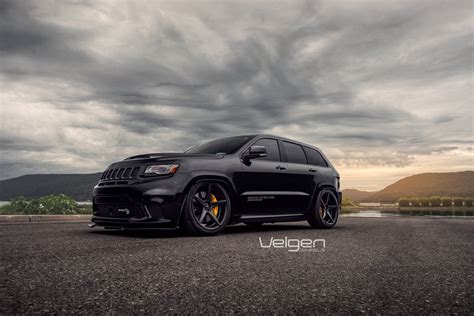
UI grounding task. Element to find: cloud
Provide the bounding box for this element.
[0,0,472,189]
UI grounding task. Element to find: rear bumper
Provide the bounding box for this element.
[92,177,186,228]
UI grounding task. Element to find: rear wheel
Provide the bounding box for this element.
[180,182,231,236]
[307,188,339,229]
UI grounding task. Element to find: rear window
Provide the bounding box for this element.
[304,147,328,167]
[283,141,307,164]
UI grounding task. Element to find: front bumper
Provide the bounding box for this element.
[91,177,186,228]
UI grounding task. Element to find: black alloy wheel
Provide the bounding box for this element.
[307,188,339,229]
[181,182,231,235]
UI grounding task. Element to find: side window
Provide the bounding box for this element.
[283,141,307,164]
[253,138,281,161]
[304,147,328,167]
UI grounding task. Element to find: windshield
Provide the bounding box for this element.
[186,135,256,154]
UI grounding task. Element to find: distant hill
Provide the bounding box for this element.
[342,189,375,202]
[0,170,472,203]
[366,171,474,202]
[0,173,102,201]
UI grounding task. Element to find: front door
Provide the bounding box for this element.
[233,138,288,215]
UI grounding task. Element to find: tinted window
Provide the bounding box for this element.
[186,135,255,154]
[283,141,307,164]
[304,147,328,167]
[252,138,281,161]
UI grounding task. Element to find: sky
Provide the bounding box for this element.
[0,0,473,190]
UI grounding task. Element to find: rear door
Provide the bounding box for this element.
[234,138,289,215]
[303,145,333,193]
[279,141,316,213]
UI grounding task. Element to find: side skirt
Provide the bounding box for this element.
[237,213,306,223]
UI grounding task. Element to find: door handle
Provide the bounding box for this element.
[276,165,286,170]
[308,168,317,172]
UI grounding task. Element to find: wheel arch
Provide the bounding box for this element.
[176,174,239,225]
[306,182,338,215]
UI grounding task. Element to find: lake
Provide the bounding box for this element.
[344,209,474,217]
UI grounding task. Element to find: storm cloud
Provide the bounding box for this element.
[0,0,472,189]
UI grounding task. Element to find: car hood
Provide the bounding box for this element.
[102,152,224,171]
[124,152,224,161]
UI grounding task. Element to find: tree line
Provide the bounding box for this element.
[0,195,91,215]
[398,197,474,207]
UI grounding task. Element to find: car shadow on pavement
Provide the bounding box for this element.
[88,222,320,239]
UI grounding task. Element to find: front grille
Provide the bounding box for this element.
[101,166,141,180]
[131,167,140,178]
[123,168,131,178]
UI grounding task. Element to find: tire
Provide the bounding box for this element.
[307,188,339,229]
[180,181,231,236]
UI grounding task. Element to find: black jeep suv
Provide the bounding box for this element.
[92,135,341,235]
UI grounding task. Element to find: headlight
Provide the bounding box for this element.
[144,164,179,175]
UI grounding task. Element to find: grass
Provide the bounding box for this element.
[0,195,92,215]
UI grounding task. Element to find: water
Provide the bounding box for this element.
[343,210,389,217]
[1,200,471,217]
[344,210,474,218]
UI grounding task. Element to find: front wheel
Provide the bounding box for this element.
[180,182,231,236]
[307,189,339,229]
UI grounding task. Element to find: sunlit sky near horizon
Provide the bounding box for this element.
[1,0,473,190]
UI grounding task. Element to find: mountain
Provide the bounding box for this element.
[0,173,102,201]
[0,171,472,203]
[341,189,374,202]
[366,171,474,202]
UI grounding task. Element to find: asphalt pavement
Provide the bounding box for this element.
[0,217,473,314]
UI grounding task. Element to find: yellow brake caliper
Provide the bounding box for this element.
[210,194,219,216]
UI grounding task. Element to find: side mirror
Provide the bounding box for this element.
[243,145,267,161]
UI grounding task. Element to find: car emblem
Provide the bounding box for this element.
[117,208,130,215]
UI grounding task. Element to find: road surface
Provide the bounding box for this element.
[0,217,472,314]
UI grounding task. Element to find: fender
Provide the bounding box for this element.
[175,172,239,225]
[305,182,338,216]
